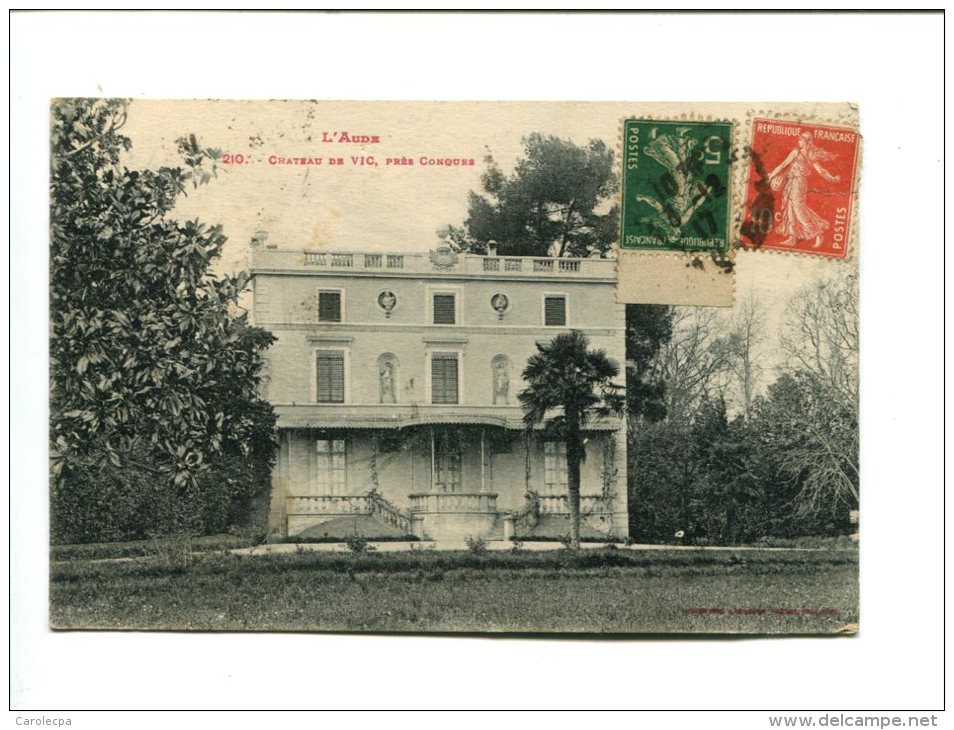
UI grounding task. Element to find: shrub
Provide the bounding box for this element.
[344,533,375,554]
[465,535,488,554]
[282,534,419,544]
[50,447,274,545]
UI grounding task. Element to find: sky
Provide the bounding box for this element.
[120,98,845,358]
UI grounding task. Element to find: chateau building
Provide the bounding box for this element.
[250,239,628,541]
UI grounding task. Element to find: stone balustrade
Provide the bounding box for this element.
[408,492,498,513]
[285,495,371,515]
[536,494,612,515]
[254,249,609,279]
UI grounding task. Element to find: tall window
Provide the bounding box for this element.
[434,433,462,492]
[543,441,568,494]
[433,293,456,325]
[316,350,345,403]
[315,439,347,495]
[544,296,567,327]
[431,353,459,404]
[318,290,342,322]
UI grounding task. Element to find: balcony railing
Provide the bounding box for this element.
[537,494,612,515]
[286,492,415,534]
[258,249,612,278]
[368,491,413,534]
[409,492,498,513]
[286,495,371,515]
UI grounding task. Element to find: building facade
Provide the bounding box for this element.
[250,241,627,541]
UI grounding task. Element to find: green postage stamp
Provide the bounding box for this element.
[620,118,733,253]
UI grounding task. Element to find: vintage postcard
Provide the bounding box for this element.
[49,99,859,634]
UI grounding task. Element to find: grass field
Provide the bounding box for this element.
[50,545,858,634]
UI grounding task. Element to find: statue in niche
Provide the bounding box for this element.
[380,359,396,403]
[493,359,509,404]
[258,357,271,399]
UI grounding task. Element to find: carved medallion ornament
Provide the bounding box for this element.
[429,245,459,270]
[377,290,397,318]
[491,292,509,319]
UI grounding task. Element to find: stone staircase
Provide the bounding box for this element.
[482,515,506,542]
[367,491,414,534]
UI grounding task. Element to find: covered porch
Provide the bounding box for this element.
[267,416,626,541]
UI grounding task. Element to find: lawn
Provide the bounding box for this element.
[50,545,858,634]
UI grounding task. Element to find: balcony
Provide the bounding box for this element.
[409,492,498,514]
[252,248,613,280]
[272,403,623,432]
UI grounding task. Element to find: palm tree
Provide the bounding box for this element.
[518,330,625,549]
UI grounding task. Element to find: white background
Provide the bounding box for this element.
[8,9,946,724]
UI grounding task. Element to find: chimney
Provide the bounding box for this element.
[251,230,269,248]
[486,240,497,256]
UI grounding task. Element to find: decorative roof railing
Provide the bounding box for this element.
[253,249,613,278]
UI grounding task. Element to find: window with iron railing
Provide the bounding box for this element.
[435,434,462,492]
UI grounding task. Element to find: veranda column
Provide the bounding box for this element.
[480,428,486,492]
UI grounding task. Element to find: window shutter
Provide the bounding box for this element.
[433,294,456,324]
[318,291,342,322]
[544,296,567,326]
[431,353,459,404]
[316,350,345,403]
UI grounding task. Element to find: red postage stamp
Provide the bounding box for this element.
[741,119,860,258]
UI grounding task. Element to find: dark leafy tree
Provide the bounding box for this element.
[519,331,625,548]
[625,304,673,424]
[50,98,277,542]
[448,133,619,258]
[631,400,764,545]
[689,401,762,544]
[628,419,700,542]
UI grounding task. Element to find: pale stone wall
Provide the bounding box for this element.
[257,272,625,409]
[255,250,628,540]
[273,428,626,538]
